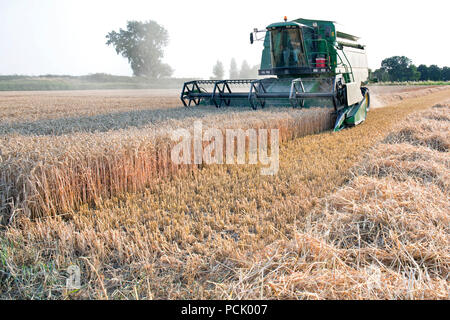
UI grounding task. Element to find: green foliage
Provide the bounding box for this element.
[372,68,390,82]
[373,56,448,82]
[427,65,442,81]
[408,65,421,81]
[371,81,450,86]
[380,56,418,82]
[106,20,173,79]
[417,64,429,81]
[443,67,450,81]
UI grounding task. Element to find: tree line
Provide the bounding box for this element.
[211,59,259,80]
[371,56,450,82]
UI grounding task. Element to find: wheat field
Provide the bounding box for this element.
[0,87,449,299]
[0,104,333,221]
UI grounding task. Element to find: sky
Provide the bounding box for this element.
[0,0,449,78]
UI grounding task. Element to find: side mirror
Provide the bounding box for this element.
[250,33,254,44]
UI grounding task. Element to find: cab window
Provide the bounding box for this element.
[270,28,306,68]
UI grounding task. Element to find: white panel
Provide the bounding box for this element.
[346,82,362,106]
[342,47,369,84]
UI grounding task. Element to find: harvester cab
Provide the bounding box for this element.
[181,17,370,131]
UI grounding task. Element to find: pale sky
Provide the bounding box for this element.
[0,0,449,78]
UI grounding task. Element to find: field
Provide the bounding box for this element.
[0,75,447,92]
[0,85,449,299]
[0,75,193,91]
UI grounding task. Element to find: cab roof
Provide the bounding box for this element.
[266,18,360,41]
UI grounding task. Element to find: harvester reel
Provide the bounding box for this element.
[248,80,267,110]
[181,81,207,107]
[212,81,232,108]
[289,79,306,108]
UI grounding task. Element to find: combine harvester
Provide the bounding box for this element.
[181,17,370,131]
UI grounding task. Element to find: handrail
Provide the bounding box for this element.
[335,49,352,80]
[303,38,332,69]
[339,48,355,82]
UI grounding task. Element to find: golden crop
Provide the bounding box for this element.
[0,88,449,299]
[0,100,333,220]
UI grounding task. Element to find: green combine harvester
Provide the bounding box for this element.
[181,17,370,131]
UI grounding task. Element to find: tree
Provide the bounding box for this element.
[380,56,424,82]
[428,65,442,81]
[229,58,239,78]
[442,67,450,81]
[417,64,429,81]
[211,61,224,80]
[381,56,413,81]
[239,60,252,78]
[406,65,421,81]
[250,64,260,78]
[372,68,390,82]
[106,20,173,79]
